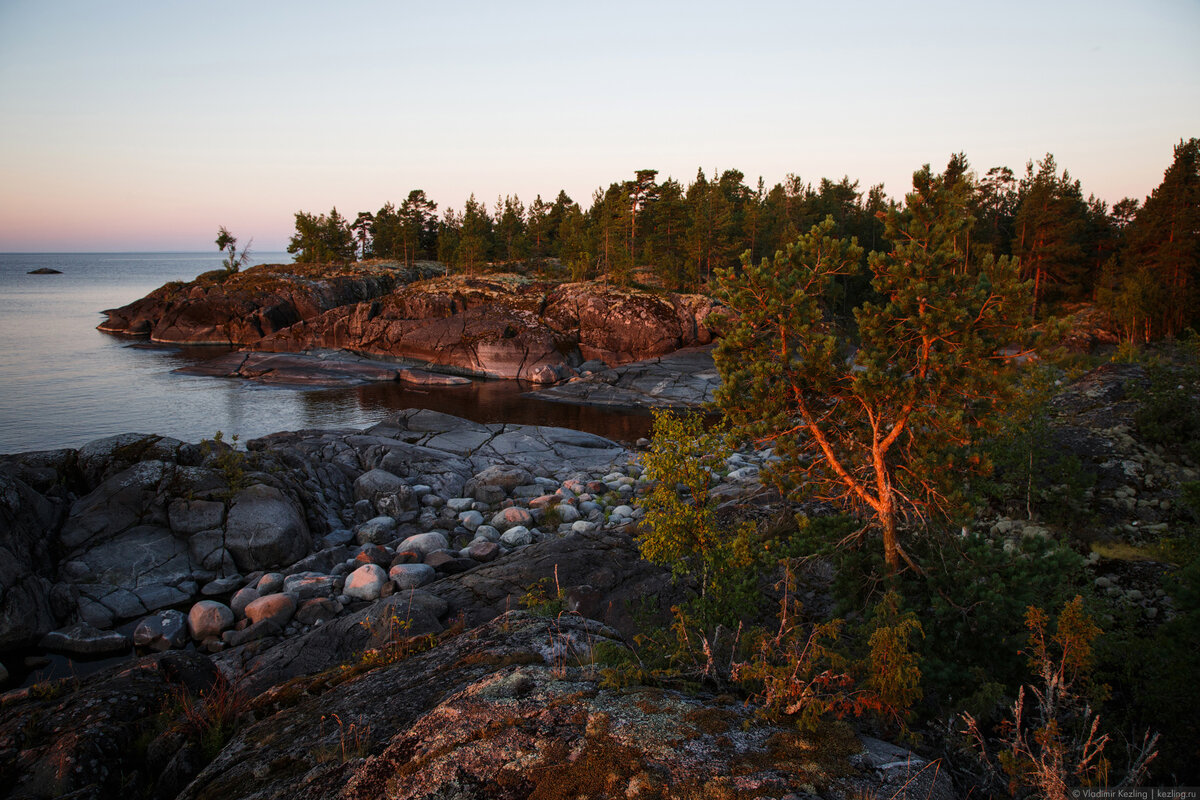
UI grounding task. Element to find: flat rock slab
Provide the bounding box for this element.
[529,345,719,409]
[173,350,464,387]
[40,623,130,656]
[364,409,629,475]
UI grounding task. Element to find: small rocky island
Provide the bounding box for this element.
[26,267,62,275]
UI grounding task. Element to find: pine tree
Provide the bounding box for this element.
[287,207,355,264]
[715,159,1034,573]
[1013,155,1090,315]
[399,190,438,265]
[1122,138,1200,338]
[456,194,493,272]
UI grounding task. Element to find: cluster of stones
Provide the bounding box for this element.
[84,459,656,657]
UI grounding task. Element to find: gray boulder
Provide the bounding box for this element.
[343,563,388,601]
[132,609,189,651]
[389,562,436,590]
[395,531,449,558]
[224,484,311,571]
[353,468,414,516]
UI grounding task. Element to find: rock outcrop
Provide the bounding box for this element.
[254,274,719,381]
[97,261,441,345]
[102,267,720,384]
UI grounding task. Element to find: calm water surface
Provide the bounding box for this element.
[0,253,650,454]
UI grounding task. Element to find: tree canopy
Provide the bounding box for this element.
[714,159,1035,572]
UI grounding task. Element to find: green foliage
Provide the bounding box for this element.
[863,590,924,732]
[287,207,356,263]
[215,226,251,274]
[732,577,923,736]
[715,157,1035,572]
[520,576,566,618]
[637,409,759,626]
[974,366,1097,523]
[1132,362,1200,462]
[1091,484,1200,781]
[201,431,246,495]
[964,597,1158,799]
[1102,138,1200,341]
[1013,154,1090,314]
[833,529,1085,722]
[171,672,249,761]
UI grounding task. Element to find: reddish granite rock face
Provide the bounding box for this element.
[544,283,718,364]
[97,262,440,345]
[255,274,719,380]
[101,268,719,381]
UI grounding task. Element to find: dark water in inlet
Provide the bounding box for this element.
[0,253,652,455]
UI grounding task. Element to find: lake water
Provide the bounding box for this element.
[0,253,652,454]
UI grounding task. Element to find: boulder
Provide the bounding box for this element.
[283,571,339,600]
[223,484,311,571]
[467,540,500,562]
[0,472,63,649]
[244,592,297,628]
[466,464,534,495]
[188,600,234,641]
[500,526,534,547]
[343,563,388,601]
[132,609,189,651]
[394,531,449,558]
[230,586,261,618]
[353,469,413,516]
[491,506,534,531]
[354,515,397,545]
[256,572,285,594]
[295,596,343,626]
[389,563,436,590]
[167,498,225,536]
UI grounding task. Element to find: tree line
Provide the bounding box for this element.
[284,138,1198,342]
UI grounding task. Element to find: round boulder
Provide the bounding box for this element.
[500,526,533,547]
[188,600,234,641]
[245,592,297,628]
[389,563,436,590]
[344,563,388,601]
[355,515,398,545]
[395,531,449,559]
[491,507,534,532]
[230,586,260,619]
[471,464,533,492]
[132,610,189,651]
[224,485,311,572]
[354,469,414,515]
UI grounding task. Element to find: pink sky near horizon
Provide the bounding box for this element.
[1,0,1197,252]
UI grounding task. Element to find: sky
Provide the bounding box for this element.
[0,0,1197,252]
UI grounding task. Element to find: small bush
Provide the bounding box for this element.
[1133,363,1200,462]
[964,597,1158,800]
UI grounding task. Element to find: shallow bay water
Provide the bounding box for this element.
[0,253,651,454]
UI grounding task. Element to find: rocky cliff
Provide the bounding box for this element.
[98,262,441,346]
[99,266,720,383]
[254,274,720,381]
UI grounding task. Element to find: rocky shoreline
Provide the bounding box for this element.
[0,407,955,799]
[2,357,1194,797]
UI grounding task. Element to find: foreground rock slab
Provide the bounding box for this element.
[177,613,950,800]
